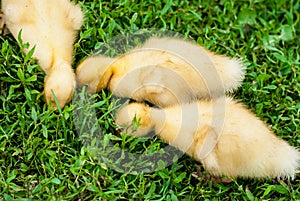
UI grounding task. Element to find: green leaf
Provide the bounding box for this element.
[6,170,18,183]
[263,185,274,197]
[17,68,25,81]
[158,171,169,179]
[21,163,29,172]
[26,75,37,82]
[81,28,93,39]
[263,85,277,90]
[87,185,100,192]
[17,29,24,47]
[46,150,56,156]
[245,186,255,201]
[12,148,22,156]
[157,160,167,170]
[161,0,173,15]
[27,64,38,73]
[31,107,37,123]
[32,184,42,194]
[280,25,294,41]
[273,184,289,194]
[42,125,48,138]
[272,52,287,63]
[146,182,156,198]
[24,46,36,63]
[238,8,257,25]
[25,87,32,101]
[108,20,116,33]
[3,194,13,201]
[93,100,107,108]
[173,172,186,183]
[263,184,289,196]
[130,13,138,25]
[27,152,33,160]
[171,191,179,201]
[50,178,61,185]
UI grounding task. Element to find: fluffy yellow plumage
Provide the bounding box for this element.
[76,37,245,107]
[2,0,84,108]
[115,98,300,178]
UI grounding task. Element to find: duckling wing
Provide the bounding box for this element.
[137,64,195,107]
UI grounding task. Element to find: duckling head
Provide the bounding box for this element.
[115,103,154,137]
[76,55,115,93]
[44,61,75,109]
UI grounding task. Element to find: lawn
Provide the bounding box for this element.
[0,0,299,200]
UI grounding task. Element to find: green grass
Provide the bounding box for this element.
[0,0,299,200]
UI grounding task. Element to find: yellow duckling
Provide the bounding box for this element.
[2,0,84,108]
[76,37,245,107]
[115,98,300,178]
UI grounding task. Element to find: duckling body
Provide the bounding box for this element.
[76,38,245,107]
[2,0,84,108]
[115,98,300,178]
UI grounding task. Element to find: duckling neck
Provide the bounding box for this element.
[149,107,165,134]
[149,103,218,160]
[149,106,195,152]
[50,60,73,73]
